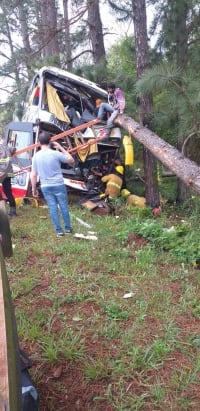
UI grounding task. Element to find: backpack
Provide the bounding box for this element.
[0,144,11,183]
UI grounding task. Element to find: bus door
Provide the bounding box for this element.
[4,122,34,198]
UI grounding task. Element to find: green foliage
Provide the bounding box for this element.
[115,202,200,264]
[135,63,181,96]
[107,36,137,116]
[103,304,129,321]
[0,103,14,132]
[84,358,111,381]
[8,198,200,409]
[135,63,200,146]
[107,0,132,22]
[74,58,108,85]
[75,35,138,118]
[149,0,200,63]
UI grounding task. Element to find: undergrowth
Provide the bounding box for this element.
[5,195,200,411]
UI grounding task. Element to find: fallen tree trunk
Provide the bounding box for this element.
[116,114,200,195]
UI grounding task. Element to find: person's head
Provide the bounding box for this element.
[39,131,51,146]
[115,165,124,175]
[63,93,72,101]
[107,83,116,94]
[96,98,102,108]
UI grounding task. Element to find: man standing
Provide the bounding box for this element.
[0,136,17,217]
[31,131,74,237]
[97,83,126,139]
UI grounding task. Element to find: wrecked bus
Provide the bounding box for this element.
[4,66,132,198]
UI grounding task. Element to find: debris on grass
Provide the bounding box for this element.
[74,233,98,240]
[122,292,135,299]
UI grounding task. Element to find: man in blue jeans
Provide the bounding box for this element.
[31,131,74,237]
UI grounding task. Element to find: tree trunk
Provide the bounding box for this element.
[174,1,190,201]
[62,0,72,70]
[17,3,32,75]
[87,0,106,64]
[174,1,188,70]
[132,0,160,207]
[40,0,60,58]
[116,114,200,195]
[176,137,190,201]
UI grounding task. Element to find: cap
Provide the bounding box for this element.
[115,165,124,175]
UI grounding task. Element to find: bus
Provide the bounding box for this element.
[4,66,123,198]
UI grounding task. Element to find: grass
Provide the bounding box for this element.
[5,196,200,410]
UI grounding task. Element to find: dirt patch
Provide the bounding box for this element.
[36,362,115,411]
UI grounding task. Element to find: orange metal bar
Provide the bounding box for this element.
[13,120,106,176]
[13,118,101,157]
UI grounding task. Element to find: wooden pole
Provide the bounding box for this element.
[0,213,21,410]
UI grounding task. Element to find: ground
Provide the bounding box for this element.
[20,232,200,411]
[8,203,200,411]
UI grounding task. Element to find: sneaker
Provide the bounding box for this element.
[57,232,64,237]
[65,229,72,234]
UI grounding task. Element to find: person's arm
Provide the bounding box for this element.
[51,142,75,165]
[9,146,16,156]
[30,169,38,197]
[101,175,109,183]
[115,89,126,113]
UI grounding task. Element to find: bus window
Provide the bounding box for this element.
[25,75,40,106]
[8,130,33,167]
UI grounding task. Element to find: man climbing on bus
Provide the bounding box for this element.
[97,83,126,139]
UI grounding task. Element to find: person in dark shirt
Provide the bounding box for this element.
[0,136,17,217]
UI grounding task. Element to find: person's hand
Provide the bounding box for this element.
[51,141,61,150]
[32,188,38,197]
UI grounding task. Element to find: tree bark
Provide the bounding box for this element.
[62,0,72,70]
[87,0,106,64]
[132,0,160,207]
[40,0,60,58]
[116,114,200,195]
[174,1,190,201]
[17,3,32,74]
